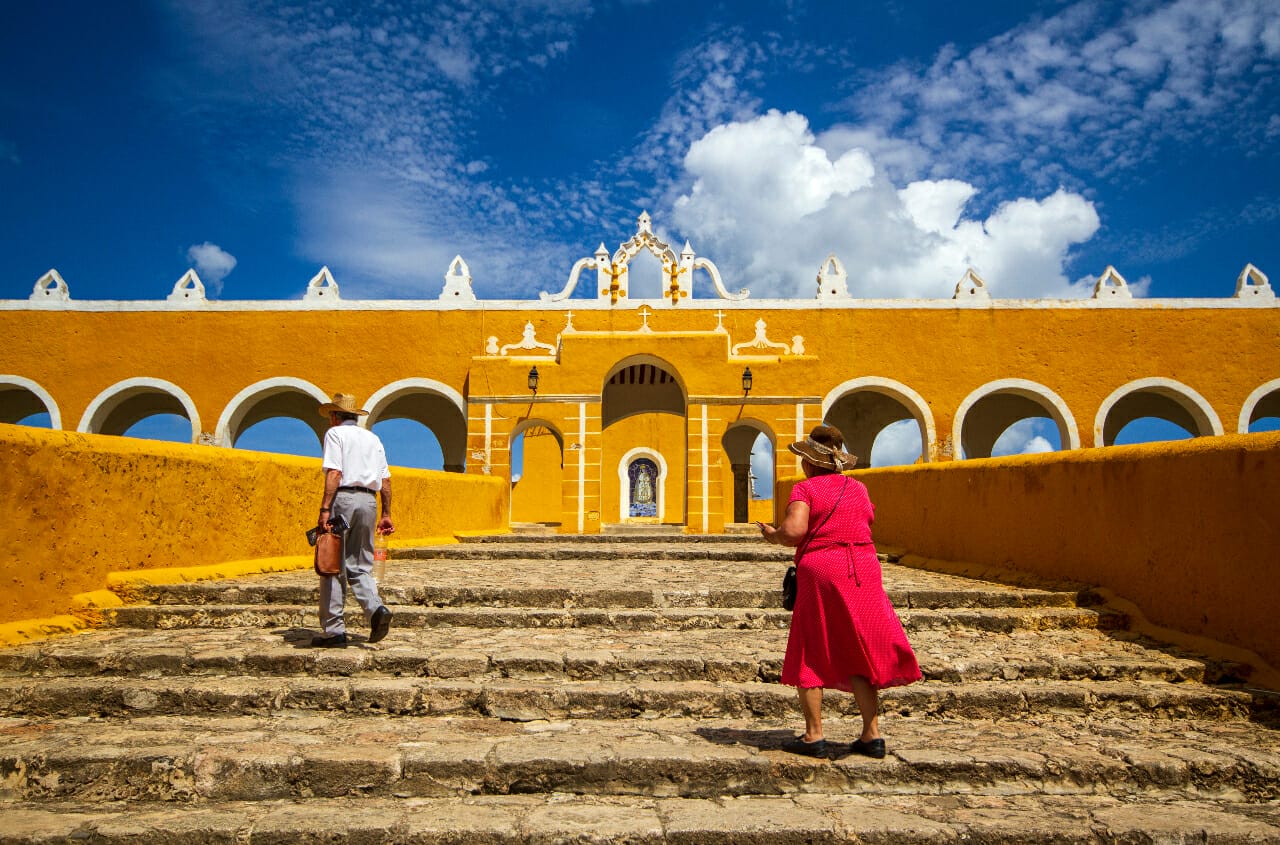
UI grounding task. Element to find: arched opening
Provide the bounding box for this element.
[722,422,775,524]
[602,356,686,526]
[216,378,329,450]
[823,378,935,468]
[0,377,61,429]
[79,379,201,443]
[366,380,468,472]
[1095,378,1222,448]
[1240,379,1280,433]
[511,420,564,526]
[955,380,1078,460]
[371,419,445,470]
[624,249,665,300]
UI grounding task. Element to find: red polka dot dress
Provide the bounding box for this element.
[780,474,921,692]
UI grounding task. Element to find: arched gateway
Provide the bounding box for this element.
[3,213,1277,533]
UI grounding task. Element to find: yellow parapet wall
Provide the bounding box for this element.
[776,431,1280,675]
[0,424,509,626]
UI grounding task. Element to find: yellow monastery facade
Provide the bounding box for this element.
[3,214,1278,534]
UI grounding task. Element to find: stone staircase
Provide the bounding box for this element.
[1,533,1278,842]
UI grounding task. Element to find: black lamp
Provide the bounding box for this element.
[741,367,753,395]
[528,366,540,393]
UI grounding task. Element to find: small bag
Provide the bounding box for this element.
[781,566,798,610]
[314,530,343,576]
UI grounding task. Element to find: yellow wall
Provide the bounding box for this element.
[602,412,687,524]
[776,432,1280,671]
[0,424,509,625]
[511,428,564,524]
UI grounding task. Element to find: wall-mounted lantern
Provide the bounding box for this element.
[528,366,540,393]
[741,367,753,395]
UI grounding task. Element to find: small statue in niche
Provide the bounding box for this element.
[634,466,655,505]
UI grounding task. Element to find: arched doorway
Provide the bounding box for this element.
[954,379,1079,460]
[1094,378,1223,447]
[823,378,935,467]
[216,378,329,452]
[1240,379,1280,433]
[511,419,565,526]
[601,356,686,526]
[365,379,468,472]
[79,378,201,444]
[0,376,61,429]
[721,421,775,524]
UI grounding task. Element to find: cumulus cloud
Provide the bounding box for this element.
[990,419,1060,457]
[185,242,237,295]
[749,436,774,499]
[870,420,923,467]
[673,110,1101,298]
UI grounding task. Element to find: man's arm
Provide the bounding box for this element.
[378,477,394,535]
[319,468,342,528]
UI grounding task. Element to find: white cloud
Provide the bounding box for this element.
[672,110,1100,298]
[749,435,774,498]
[185,242,237,295]
[869,420,923,467]
[991,419,1060,457]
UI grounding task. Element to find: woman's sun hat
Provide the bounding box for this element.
[788,424,857,471]
[318,392,369,417]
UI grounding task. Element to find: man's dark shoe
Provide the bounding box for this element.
[781,736,830,758]
[847,738,886,759]
[311,633,348,648]
[369,606,393,643]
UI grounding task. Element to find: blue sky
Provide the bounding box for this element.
[3,0,1278,470]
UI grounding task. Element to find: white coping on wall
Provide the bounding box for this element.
[1238,378,1280,433]
[77,377,202,441]
[617,446,668,524]
[0,375,62,429]
[1093,377,1225,447]
[363,378,467,424]
[821,377,937,464]
[5,296,1278,312]
[952,378,1082,459]
[215,377,329,448]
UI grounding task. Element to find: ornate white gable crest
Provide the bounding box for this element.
[816,254,851,300]
[441,255,477,302]
[1091,265,1133,300]
[953,268,991,301]
[305,266,340,301]
[541,212,748,304]
[168,269,207,303]
[1234,263,1273,300]
[30,269,70,303]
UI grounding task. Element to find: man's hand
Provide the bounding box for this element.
[378,516,394,535]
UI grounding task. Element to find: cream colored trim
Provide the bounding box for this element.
[0,375,62,429]
[215,378,327,448]
[618,447,667,523]
[1094,377,1225,447]
[1238,378,1280,433]
[79,377,203,443]
[821,377,937,464]
[700,405,710,533]
[578,402,587,533]
[365,378,466,420]
[952,378,1081,459]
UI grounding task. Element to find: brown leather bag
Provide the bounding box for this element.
[314,530,343,576]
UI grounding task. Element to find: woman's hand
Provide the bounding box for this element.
[757,521,778,544]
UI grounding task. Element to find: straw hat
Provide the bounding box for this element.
[788,424,857,471]
[318,392,369,417]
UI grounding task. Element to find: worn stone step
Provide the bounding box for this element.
[4,793,1278,844]
[0,675,1253,722]
[101,602,1122,633]
[0,626,1208,685]
[402,544,796,561]
[461,532,763,544]
[2,713,1276,803]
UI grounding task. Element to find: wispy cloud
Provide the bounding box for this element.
[185,242,237,295]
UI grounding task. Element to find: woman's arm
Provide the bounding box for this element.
[759,500,811,547]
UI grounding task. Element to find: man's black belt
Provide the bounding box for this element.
[337,485,377,495]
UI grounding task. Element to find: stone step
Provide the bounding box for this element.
[403,544,796,561]
[128,578,1084,610]
[5,793,1278,844]
[0,676,1252,722]
[0,626,1209,685]
[101,603,1123,634]
[2,713,1276,803]
[461,532,762,544]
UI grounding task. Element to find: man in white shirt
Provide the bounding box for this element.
[313,392,395,647]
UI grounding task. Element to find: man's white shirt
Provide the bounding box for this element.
[322,421,390,489]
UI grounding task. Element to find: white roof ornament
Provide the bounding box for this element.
[441,255,477,302]
[816,254,851,300]
[1234,263,1273,300]
[30,269,71,303]
[695,256,749,301]
[498,321,557,356]
[168,269,207,303]
[953,267,991,301]
[305,266,340,301]
[731,318,792,355]
[1091,265,1133,300]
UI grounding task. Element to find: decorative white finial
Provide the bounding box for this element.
[816,254,850,300]
[637,211,652,234]
[1234,263,1273,300]
[168,269,207,303]
[305,266,340,301]
[441,255,477,302]
[1091,265,1132,300]
[953,267,991,301]
[30,269,70,303]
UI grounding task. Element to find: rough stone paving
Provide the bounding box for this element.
[0,534,1278,843]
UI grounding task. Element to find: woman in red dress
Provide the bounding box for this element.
[760,425,921,759]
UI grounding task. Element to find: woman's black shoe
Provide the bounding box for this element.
[848,738,886,759]
[781,736,830,758]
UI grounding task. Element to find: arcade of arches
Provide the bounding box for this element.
[3,217,1278,534]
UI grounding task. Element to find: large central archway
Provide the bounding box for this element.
[601,356,687,526]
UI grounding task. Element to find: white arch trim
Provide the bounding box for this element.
[0,375,62,429]
[215,377,328,448]
[952,378,1081,460]
[820,376,937,463]
[1238,378,1280,433]
[1094,377,1224,447]
[617,447,668,524]
[78,378,202,441]
[364,378,467,425]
